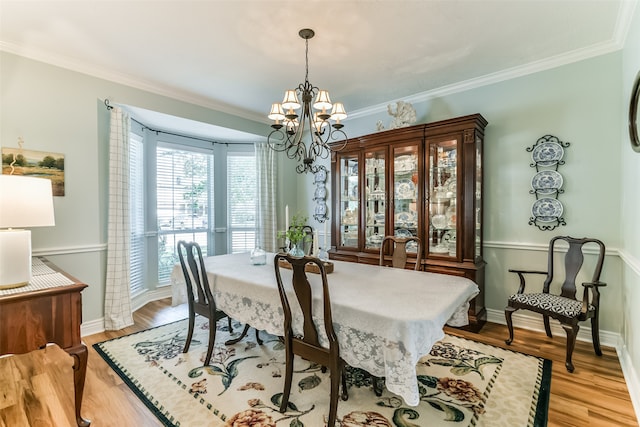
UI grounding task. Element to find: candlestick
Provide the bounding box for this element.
[285,205,289,231]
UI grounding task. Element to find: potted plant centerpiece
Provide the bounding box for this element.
[279,214,311,257]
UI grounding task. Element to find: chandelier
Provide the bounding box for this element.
[267,28,347,174]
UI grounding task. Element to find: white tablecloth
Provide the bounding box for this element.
[171,252,479,406]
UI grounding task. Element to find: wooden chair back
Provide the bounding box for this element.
[379,236,422,270]
[544,236,605,299]
[273,253,345,426]
[177,240,227,365]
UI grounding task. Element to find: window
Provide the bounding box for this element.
[227,153,257,253]
[156,145,213,283]
[127,124,257,292]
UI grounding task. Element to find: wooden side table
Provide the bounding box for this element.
[0,257,90,427]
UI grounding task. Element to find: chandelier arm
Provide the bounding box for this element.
[266,129,289,152]
[328,128,349,152]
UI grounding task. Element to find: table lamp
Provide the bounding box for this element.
[0,175,55,289]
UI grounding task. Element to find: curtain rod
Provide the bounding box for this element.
[104,99,254,146]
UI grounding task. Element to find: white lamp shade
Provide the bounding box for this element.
[268,103,285,121]
[281,90,301,110]
[330,102,348,121]
[313,90,333,111]
[0,175,55,228]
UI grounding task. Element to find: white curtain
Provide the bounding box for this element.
[104,106,134,330]
[255,142,278,252]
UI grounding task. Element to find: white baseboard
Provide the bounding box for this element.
[486,308,640,424]
[80,317,105,337]
[80,285,173,337]
[618,343,640,425]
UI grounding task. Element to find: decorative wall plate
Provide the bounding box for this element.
[531,141,564,166]
[314,203,327,216]
[314,167,327,183]
[531,170,563,195]
[314,186,327,200]
[531,198,563,222]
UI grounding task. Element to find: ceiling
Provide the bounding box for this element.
[1,1,636,141]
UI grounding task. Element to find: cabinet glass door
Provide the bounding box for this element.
[339,154,359,248]
[364,149,386,251]
[392,145,419,253]
[428,140,457,257]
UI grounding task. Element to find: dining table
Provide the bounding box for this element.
[170,252,479,406]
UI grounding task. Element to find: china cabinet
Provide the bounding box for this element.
[328,114,487,330]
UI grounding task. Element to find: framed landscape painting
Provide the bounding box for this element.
[1,147,65,196]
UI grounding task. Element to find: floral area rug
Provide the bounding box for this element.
[94,317,550,427]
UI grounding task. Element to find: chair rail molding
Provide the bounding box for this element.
[484,240,619,257]
[33,243,107,256]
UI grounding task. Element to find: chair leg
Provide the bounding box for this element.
[591,316,603,356]
[227,316,233,333]
[280,341,294,414]
[505,307,516,345]
[255,329,263,345]
[341,363,348,401]
[327,361,340,427]
[561,323,579,373]
[183,312,195,353]
[203,316,216,366]
[543,315,553,338]
[225,323,251,345]
[373,376,384,396]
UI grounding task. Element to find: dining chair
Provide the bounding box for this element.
[379,235,422,271]
[178,241,263,354]
[177,240,228,366]
[505,236,606,372]
[273,253,348,427]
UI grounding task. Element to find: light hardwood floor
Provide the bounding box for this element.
[1,298,637,427]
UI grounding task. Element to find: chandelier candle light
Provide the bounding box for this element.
[267,28,348,174]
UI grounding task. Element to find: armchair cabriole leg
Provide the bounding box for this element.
[591,315,603,356]
[562,323,579,373]
[543,315,553,338]
[504,306,515,345]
